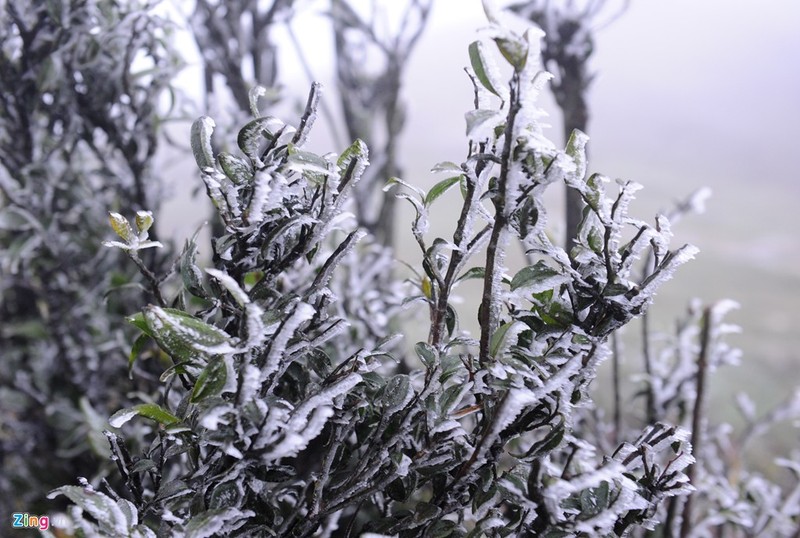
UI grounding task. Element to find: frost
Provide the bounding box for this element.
[206,268,250,306]
[108,408,139,429]
[261,302,316,380]
[395,454,412,477]
[199,404,233,430]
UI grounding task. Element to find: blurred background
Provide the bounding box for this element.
[159,0,800,432]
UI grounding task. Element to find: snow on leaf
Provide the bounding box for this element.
[109,403,180,428]
[465,109,504,140]
[108,212,134,243]
[468,40,505,98]
[510,260,567,293]
[143,306,237,358]
[191,116,216,170]
[206,268,250,306]
[191,356,228,402]
[248,85,267,117]
[261,302,316,380]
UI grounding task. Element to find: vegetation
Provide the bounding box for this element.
[1,1,797,537]
[0,0,178,523]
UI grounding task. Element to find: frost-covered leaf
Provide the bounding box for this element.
[191,116,216,170]
[109,403,180,428]
[108,212,135,243]
[142,306,236,359]
[191,356,228,403]
[218,152,251,185]
[206,268,249,306]
[134,211,154,237]
[468,40,503,97]
[47,485,145,536]
[415,341,437,368]
[510,261,568,293]
[466,109,503,139]
[237,116,286,164]
[249,85,267,117]
[431,161,463,174]
[494,35,528,71]
[180,230,206,297]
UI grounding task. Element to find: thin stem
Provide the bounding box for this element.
[478,74,521,365]
[129,253,166,307]
[680,306,713,538]
[611,331,621,444]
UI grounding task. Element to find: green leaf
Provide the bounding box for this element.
[425,175,462,206]
[386,478,408,502]
[237,117,285,163]
[337,138,368,175]
[439,354,464,384]
[510,261,566,292]
[108,212,134,243]
[134,210,154,236]
[565,128,590,182]
[126,312,152,335]
[191,116,216,170]
[413,502,442,524]
[382,375,411,409]
[468,41,501,96]
[456,266,485,282]
[142,306,235,361]
[191,356,228,403]
[218,152,252,185]
[587,227,603,253]
[431,161,462,174]
[180,230,206,298]
[109,403,180,428]
[440,383,467,415]
[415,342,437,368]
[209,481,241,509]
[445,303,458,337]
[128,333,151,378]
[490,321,518,358]
[465,109,502,138]
[130,459,157,474]
[288,145,330,175]
[494,36,528,72]
[155,479,192,503]
[430,519,461,537]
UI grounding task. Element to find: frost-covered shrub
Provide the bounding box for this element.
[0,0,178,523]
[47,15,711,536]
[617,300,800,536]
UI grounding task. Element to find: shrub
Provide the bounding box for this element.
[47,17,703,536]
[47,10,800,538]
[0,0,177,522]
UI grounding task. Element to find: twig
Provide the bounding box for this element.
[680,306,713,538]
[129,252,166,307]
[478,74,521,365]
[611,331,622,444]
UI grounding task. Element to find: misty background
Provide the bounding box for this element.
[157,0,800,429]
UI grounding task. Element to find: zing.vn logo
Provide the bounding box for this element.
[11,513,49,531]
